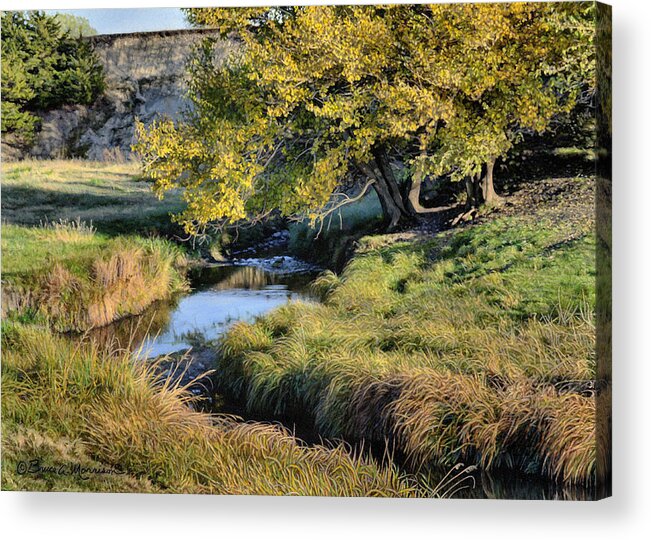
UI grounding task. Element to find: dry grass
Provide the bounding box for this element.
[2,223,188,331]
[216,213,597,484]
[1,326,433,496]
[383,371,595,483]
[39,217,97,241]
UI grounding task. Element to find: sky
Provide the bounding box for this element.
[45,8,191,35]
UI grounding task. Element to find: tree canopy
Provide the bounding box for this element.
[52,13,98,37]
[1,11,104,144]
[135,3,595,234]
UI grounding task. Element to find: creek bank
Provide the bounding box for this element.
[144,173,597,498]
[150,347,218,405]
[111,256,318,404]
[149,344,598,500]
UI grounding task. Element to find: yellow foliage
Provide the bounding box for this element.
[135,4,595,232]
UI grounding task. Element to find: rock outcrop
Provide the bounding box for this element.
[3,28,232,161]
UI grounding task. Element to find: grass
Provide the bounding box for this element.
[1,159,448,496]
[1,222,188,332]
[1,160,192,331]
[216,212,597,485]
[1,158,597,493]
[0,160,185,236]
[1,325,434,496]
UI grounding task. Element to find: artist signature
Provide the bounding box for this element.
[16,459,125,481]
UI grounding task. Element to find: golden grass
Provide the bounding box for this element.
[1,326,433,496]
[2,223,188,331]
[383,371,595,483]
[215,216,597,484]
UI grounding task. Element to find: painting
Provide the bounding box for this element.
[1,2,611,500]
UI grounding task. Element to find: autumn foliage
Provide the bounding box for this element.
[135,3,595,233]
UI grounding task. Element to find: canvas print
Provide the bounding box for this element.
[0,3,611,499]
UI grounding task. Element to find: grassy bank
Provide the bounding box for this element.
[1,160,184,236]
[2,222,187,332]
[1,160,190,331]
[2,159,444,496]
[1,158,596,492]
[1,325,432,496]
[216,198,597,484]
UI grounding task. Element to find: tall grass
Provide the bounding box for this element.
[1,326,433,496]
[2,223,188,331]
[216,216,597,484]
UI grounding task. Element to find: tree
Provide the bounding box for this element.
[1,11,104,144]
[52,13,97,37]
[398,2,596,211]
[135,4,594,234]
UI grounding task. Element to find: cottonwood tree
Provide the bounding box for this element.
[135,3,593,234]
[398,2,596,211]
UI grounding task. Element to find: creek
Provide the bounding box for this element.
[89,257,317,357]
[92,253,596,500]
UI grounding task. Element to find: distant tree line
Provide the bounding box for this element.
[1,11,104,144]
[51,13,98,37]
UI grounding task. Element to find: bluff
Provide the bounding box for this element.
[3,28,231,161]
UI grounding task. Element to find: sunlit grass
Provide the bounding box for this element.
[0,159,184,236]
[1,222,188,331]
[1,325,434,496]
[1,159,597,491]
[217,215,597,484]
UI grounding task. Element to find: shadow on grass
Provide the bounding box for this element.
[0,184,185,237]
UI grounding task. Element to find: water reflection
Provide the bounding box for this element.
[88,264,314,359]
[82,300,175,354]
[425,467,598,500]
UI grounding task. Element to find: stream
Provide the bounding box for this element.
[89,257,317,358]
[89,254,597,500]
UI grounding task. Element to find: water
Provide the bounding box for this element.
[92,262,315,358]
[425,466,600,500]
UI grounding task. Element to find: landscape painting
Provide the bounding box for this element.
[1,2,611,499]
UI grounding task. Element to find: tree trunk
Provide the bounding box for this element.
[479,158,501,204]
[408,168,427,213]
[465,176,474,210]
[373,177,405,230]
[372,147,412,217]
[357,160,408,231]
[465,174,482,210]
[465,159,501,210]
[406,168,457,214]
